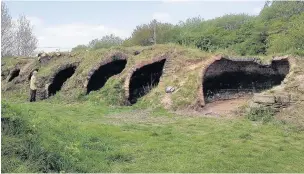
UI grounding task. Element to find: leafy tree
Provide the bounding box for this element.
[71,44,88,52]
[267,13,304,55]
[124,20,177,46]
[71,34,124,51]
[213,14,254,31]
[88,34,123,50]
[126,21,155,46]
[73,1,304,56]
[176,14,255,52]
[178,16,204,28]
[121,37,133,47]
[259,1,304,22]
[173,2,303,56]
[258,1,304,55]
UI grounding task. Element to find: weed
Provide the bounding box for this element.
[150,132,159,136]
[239,132,252,140]
[246,107,275,123]
[106,152,133,163]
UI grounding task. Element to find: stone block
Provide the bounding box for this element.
[253,94,275,104]
[298,83,304,93]
[275,95,290,104]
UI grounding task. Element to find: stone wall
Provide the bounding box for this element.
[197,55,292,107]
[83,52,128,90]
[2,59,38,92]
[36,62,79,100]
[250,93,295,112]
[204,57,289,79]
[124,54,169,105]
[38,52,65,65]
[249,56,304,112]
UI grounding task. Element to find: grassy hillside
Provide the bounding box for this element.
[2,44,213,109]
[2,44,304,172]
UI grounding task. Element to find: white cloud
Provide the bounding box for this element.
[37,23,130,52]
[27,16,44,26]
[253,7,263,15]
[12,16,131,52]
[152,12,171,23]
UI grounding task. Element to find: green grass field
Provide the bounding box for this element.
[2,45,304,172]
[2,98,304,173]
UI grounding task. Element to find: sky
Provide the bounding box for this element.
[5,0,266,52]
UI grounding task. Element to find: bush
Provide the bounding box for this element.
[246,107,275,123]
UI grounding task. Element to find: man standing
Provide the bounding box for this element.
[30,70,38,102]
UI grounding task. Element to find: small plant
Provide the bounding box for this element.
[111,55,120,61]
[239,132,252,140]
[140,83,155,96]
[106,152,133,163]
[246,107,275,123]
[138,75,157,98]
[150,132,159,136]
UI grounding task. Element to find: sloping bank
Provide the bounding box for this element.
[1,102,72,172]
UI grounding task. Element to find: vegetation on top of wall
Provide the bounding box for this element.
[73,1,303,56]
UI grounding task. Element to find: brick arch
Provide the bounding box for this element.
[83,52,128,94]
[43,62,79,99]
[197,55,291,107]
[124,55,168,105]
[6,59,37,84]
[7,68,20,82]
[197,55,223,106]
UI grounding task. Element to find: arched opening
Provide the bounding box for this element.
[8,69,20,82]
[48,66,77,96]
[202,58,290,103]
[128,59,166,104]
[87,59,127,94]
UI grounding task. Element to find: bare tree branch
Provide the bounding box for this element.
[14,15,38,56]
[1,2,14,57]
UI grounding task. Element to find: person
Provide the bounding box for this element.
[38,52,43,62]
[30,70,38,102]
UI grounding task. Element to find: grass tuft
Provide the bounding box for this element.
[246,107,275,123]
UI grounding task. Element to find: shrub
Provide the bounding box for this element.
[246,107,275,123]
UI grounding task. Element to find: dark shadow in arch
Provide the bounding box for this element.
[86,59,127,94]
[8,69,20,82]
[202,58,290,103]
[48,66,77,97]
[128,59,166,104]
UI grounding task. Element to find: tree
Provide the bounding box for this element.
[88,34,123,50]
[14,15,38,56]
[71,34,124,51]
[259,1,304,22]
[71,44,88,52]
[263,0,272,8]
[124,20,176,46]
[267,13,304,55]
[126,23,153,46]
[73,1,304,56]
[176,14,255,52]
[88,38,99,48]
[1,2,14,57]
